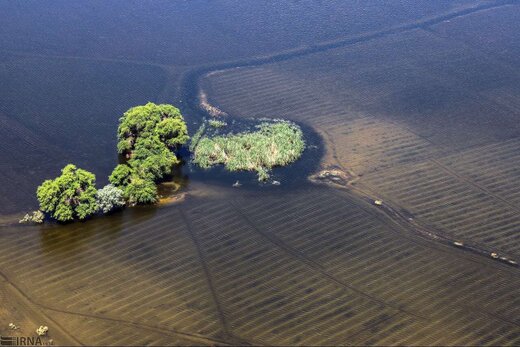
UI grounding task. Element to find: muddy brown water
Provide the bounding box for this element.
[1,1,520,345]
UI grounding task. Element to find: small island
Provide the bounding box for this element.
[192,120,305,181]
[24,102,189,223]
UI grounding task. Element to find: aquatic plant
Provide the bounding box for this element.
[193,121,305,181]
[208,119,227,128]
[96,184,125,213]
[36,164,98,222]
[189,122,207,152]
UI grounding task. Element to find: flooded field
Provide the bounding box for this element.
[1,0,520,345]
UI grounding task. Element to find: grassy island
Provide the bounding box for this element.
[193,121,305,181]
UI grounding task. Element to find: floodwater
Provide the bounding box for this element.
[1,1,520,345]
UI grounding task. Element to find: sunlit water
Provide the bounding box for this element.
[1,1,519,345]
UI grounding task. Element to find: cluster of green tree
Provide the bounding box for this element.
[110,103,188,204]
[36,164,99,222]
[26,103,188,223]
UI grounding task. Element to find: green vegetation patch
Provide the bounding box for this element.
[193,121,305,181]
[111,102,189,204]
[116,102,188,154]
[36,164,99,222]
[189,122,206,152]
[208,119,227,128]
[33,103,189,223]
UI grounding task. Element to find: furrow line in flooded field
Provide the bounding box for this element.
[431,158,520,214]
[179,199,409,344]
[228,200,429,321]
[354,146,520,256]
[14,215,180,284]
[1,213,228,342]
[0,203,167,265]
[234,189,520,331]
[177,209,235,343]
[350,178,520,266]
[0,271,83,345]
[39,305,233,346]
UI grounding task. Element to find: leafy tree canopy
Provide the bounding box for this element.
[156,117,189,147]
[36,164,98,222]
[32,103,188,223]
[109,164,134,187]
[117,102,188,154]
[112,103,188,205]
[129,135,179,180]
[124,175,158,205]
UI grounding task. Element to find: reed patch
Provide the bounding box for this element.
[192,121,305,181]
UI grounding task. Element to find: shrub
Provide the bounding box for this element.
[19,210,45,224]
[36,164,98,222]
[96,184,125,213]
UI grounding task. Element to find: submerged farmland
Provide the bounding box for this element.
[1,0,520,346]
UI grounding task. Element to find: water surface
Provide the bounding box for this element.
[1,1,519,345]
